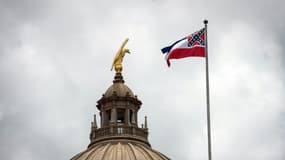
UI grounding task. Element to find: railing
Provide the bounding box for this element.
[90,126,148,142]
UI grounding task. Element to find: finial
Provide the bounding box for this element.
[113,72,125,83]
[204,19,208,25]
[93,114,97,128]
[111,38,131,73]
[144,116,148,129]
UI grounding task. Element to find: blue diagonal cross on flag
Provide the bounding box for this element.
[187,28,206,47]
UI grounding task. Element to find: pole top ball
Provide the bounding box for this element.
[204,19,208,25]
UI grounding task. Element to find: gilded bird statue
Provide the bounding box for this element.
[111,38,130,73]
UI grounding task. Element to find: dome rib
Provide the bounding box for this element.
[72,144,101,160]
[116,143,120,159]
[100,143,112,160]
[119,143,124,160]
[123,142,131,160]
[137,143,168,160]
[85,143,105,160]
[136,144,155,160]
[127,143,138,160]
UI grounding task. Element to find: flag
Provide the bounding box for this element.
[161,28,206,67]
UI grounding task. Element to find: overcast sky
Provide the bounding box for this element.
[0,0,284,160]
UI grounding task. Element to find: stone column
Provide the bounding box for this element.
[110,108,117,124]
[131,110,136,124]
[100,111,103,127]
[125,109,130,125]
[135,111,138,124]
[102,111,106,126]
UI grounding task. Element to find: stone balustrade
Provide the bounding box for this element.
[90,125,148,144]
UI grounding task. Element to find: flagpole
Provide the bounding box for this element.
[204,19,212,160]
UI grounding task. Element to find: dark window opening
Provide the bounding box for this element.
[106,110,111,121]
[129,110,133,123]
[117,109,125,123]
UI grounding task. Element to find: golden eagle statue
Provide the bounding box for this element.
[111,38,130,73]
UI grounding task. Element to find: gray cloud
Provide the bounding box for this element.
[0,0,284,160]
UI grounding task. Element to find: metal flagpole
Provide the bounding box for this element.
[204,19,212,160]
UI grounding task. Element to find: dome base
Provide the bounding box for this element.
[71,140,170,160]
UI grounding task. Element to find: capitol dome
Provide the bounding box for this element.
[70,72,170,160]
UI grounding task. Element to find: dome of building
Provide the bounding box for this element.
[104,72,135,98]
[71,141,169,160]
[70,72,170,160]
[105,83,134,97]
